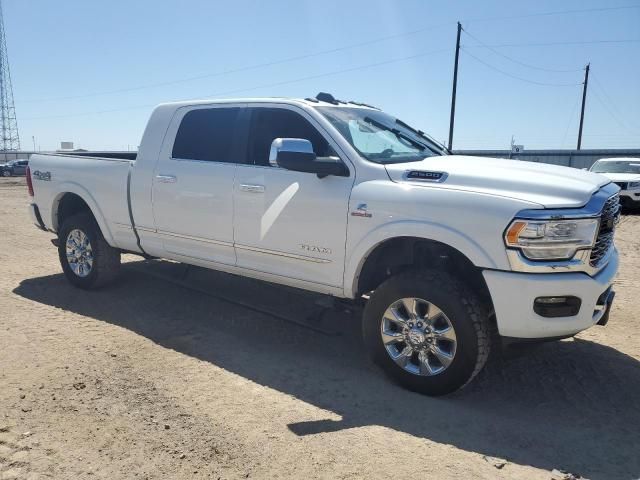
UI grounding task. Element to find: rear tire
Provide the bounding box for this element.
[363,269,491,396]
[2,170,10,177]
[58,213,121,289]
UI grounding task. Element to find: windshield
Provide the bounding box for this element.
[590,160,640,174]
[316,106,447,164]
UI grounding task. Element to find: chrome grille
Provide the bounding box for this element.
[590,193,619,267]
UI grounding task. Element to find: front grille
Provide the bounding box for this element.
[614,181,627,190]
[590,193,620,267]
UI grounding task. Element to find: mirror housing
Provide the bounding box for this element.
[269,138,348,178]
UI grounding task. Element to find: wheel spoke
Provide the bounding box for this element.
[381,329,403,345]
[430,344,454,368]
[426,303,443,324]
[401,298,418,319]
[433,324,457,342]
[418,351,435,375]
[383,306,408,328]
[391,345,413,368]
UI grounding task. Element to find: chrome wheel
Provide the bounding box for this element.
[65,229,93,277]
[380,297,457,376]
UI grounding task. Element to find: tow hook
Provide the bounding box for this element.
[597,289,615,326]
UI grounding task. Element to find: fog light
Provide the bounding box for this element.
[533,296,581,318]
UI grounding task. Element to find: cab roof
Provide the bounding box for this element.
[156,92,379,111]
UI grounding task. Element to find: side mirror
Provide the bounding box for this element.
[269,138,348,178]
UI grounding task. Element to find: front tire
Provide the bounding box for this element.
[2,170,11,177]
[58,213,121,289]
[363,270,491,396]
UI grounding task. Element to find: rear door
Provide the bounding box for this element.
[151,104,246,265]
[233,105,354,288]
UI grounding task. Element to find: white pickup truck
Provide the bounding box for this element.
[27,93,620,395]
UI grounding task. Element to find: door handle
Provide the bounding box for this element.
[156,174,177,184]
[239,184,265,193]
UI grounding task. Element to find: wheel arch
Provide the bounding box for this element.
[345,223,497,308]
[51,184,115,245]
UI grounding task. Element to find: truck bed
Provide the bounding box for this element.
[28,152,140,253]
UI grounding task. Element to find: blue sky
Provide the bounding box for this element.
[6,0,640,151]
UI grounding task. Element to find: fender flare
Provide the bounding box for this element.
[51,182,116,246]
[343,220,498,298]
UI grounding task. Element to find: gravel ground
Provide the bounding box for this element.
[1,177,639,480]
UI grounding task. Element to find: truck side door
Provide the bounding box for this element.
[233,105,354,288]
[151,104,245,265]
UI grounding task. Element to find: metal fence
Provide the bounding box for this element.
[453,149,640,169]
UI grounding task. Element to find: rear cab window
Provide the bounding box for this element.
[172,107,242,163]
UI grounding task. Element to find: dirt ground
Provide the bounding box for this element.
[1,177,639,480]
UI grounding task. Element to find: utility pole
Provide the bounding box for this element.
[577,63,590,150]
[448,22,462,151]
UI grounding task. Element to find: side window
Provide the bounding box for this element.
[172,107,240,162]
[248,108,331,166]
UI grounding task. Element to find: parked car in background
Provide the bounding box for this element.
[590,158,640,208]
[1,159,29,177]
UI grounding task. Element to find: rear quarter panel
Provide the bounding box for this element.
[29,154,136,250]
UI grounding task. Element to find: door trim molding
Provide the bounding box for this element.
[153,229,331,264]
[234,243,331,264]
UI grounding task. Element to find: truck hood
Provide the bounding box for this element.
[593,172,640,183]
[384,155,611,209]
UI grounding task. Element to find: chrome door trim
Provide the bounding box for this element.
[157,229,234,248]
[235,243,331,264]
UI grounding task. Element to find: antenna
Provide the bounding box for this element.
[0,0,20,151]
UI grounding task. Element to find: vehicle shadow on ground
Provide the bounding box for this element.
[14,261,640,480]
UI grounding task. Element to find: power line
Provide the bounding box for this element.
[20,22,453,104]
[20,5,640,104]
[462,29,584,72]
[590,87,640,135]
[464,39,640,48]
[22,48,451,120]
[590,73,640,132]
[460,48,583,87]
[462,4,640,23]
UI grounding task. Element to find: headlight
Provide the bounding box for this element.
[628,181,640,189]
[505,218,599,261]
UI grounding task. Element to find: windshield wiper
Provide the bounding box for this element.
[395,118,450,155]
[363,117,426,151]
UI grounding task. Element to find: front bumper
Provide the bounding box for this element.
[483,248,619,339]
[620,189,640,206]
